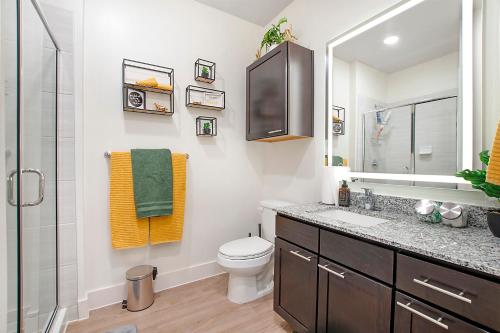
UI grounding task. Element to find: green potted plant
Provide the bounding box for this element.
[456,150,500,237]
[203,122,211,135]
[201,66,210,79]
[260,17,288,54]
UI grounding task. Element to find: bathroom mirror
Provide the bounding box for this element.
[325,0,493,187]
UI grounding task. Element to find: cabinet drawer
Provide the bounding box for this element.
[394,292,487,333]
[276,215,319,252]
[320,230,394,284]
[397,254,500,331]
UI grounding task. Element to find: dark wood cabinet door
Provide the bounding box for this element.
[394,293,487,333]
[246,43,288,140]
[274,238,318,333]
[317,258,392,333]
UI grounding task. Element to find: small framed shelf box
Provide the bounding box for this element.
[194,58,215,83]
[196,116,217,136]
[186,85,225,110]
[122,59,175,116]
[332,105,345,136]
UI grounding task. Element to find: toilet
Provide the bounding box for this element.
[217,200,293,304]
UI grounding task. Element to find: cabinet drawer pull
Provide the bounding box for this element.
[397,301,448,330]
[268,129,283,134]
[318,264,345,279]
[413,278,472,304]
[289,250,312,262]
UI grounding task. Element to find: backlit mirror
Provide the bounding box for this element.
[325,0,490,188]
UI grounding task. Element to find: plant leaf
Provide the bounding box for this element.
[479,150,490,165]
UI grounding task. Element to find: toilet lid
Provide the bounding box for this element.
[219,236,273,260]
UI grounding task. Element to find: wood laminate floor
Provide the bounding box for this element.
[67,274,292,333]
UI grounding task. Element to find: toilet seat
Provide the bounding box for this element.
[218,236,273,260]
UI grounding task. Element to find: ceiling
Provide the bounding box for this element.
[333,0,460,73]
[194,0,294,27]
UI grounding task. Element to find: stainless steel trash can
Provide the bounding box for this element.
[123,265,157,312]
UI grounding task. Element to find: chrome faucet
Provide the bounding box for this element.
[360,188,376,210]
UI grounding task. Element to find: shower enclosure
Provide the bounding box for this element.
[362,96,459,187]
[2,0,59,332]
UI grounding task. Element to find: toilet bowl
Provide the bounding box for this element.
[217,200,293,304]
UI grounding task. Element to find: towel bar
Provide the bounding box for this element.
[104,151,189,159]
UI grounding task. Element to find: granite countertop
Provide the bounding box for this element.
[277,202,500,278]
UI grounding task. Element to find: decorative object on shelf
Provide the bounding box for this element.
[332,105,345,135]
[195,59,216,83]
[126,88,146,110]
[256,17,296,58]
[153,102,168,113]
[186,85,225,110]
[457,148,500,237]
[122,59,174,116]
[196,116,217,136]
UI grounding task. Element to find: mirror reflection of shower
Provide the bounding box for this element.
[362,96,458,187]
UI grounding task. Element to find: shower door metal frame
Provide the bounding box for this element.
[16,0,60,331]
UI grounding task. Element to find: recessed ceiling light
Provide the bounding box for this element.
[383,35,399,45]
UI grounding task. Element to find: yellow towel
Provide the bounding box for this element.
[150,153,187,244]
[486,121,500,185]
[109,153,149,249]
[157,83,173,91]
[136,77,158,88]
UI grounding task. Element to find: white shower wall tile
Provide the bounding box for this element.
[58,180,76,224]
[58,137,75,180]
[59,264,77,308]
[59,52,74,95]
[59,223,77,266]
[59,93,75,138]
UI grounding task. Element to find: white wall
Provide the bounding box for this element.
[81,0,264,313]
[263,0,496,206]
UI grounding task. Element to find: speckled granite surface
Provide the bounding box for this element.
[277,195,500,278]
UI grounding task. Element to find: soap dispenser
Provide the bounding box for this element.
[338,180,351,207]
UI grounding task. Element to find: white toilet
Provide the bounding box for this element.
[217,200,293,304]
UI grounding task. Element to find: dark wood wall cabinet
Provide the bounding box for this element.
[246,42,314,142]
[274,214,500,333]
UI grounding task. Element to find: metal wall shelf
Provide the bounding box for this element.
[122,59,175,116]
[185,85,225,111]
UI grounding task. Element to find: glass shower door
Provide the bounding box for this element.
[20,0,58,331]
[2,0,58,332]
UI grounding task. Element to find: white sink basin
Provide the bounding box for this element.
[316,209,388,227]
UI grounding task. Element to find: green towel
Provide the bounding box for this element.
[131,149,173,218]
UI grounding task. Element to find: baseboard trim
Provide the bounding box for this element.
[78,260,224,318]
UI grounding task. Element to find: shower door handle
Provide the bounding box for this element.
[7,169,45,207]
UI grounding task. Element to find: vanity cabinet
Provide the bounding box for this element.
[246,41,313,142]
[317,258,392,333]
[274,238,318,332]
[274,214,499,333]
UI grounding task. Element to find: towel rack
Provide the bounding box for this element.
[104,151,189,159]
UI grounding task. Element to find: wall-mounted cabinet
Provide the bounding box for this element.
[246,42,314,142]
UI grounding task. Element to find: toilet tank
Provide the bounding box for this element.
[260,200,293,243]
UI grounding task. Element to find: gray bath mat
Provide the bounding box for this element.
[106,325,138,333]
